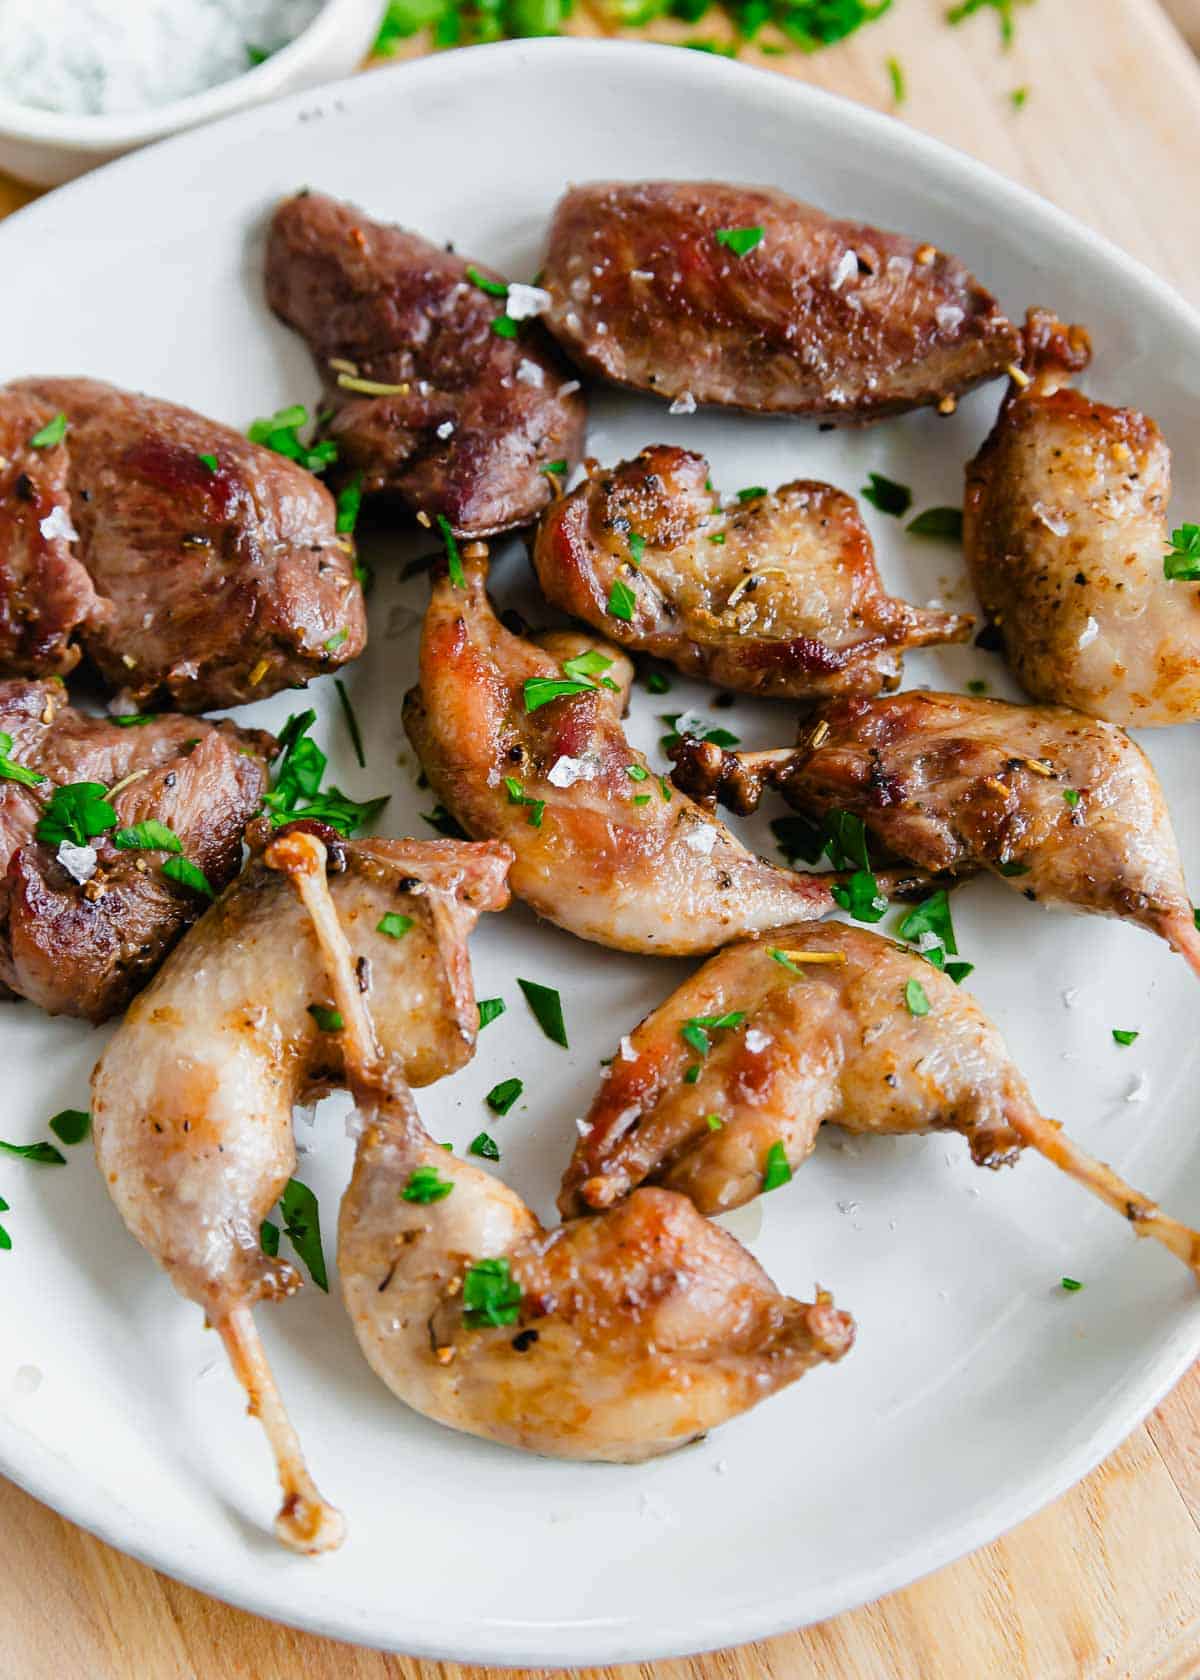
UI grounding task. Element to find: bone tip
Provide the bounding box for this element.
[264,827,327,877]
[274,1491,347,1555]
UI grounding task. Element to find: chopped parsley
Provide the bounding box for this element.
[0,1138,66,1165]
[966,679,989,695]
[436,513,466,587]
[486,1077,523,1116]
[762,1141,792,1192]
[898,888,959,954]
[996,860,1030,878]
[523,676,596,712]
[113,819,182,853]
[518,978,567,1046]
[777,0,892,48]
[308,1003,344,1033]
[541,459,568,476]
[1010,85,1029,108]
[644,669,672,695]
[705,1113,723,1131]
[736,485,767,502]
[162,856,214,898]
[904,977,931,1016]
[715,226,764,257]
[112,714,159,728]
[197,452,219,473]
[48,1109,90,1146]
[261,1219,280,1256]
[0,1196,9,1252]
[277,1178,328,1291]
[478,997,506,1029]
[907,506,964,540]
[335,678,366,769]
[324,628,349,652]
[402,1164,455,1203]
[1164,525,1200,582]
[626,764,649,782]
[247,404,337,475]
[832,868,888,924]
[659,714,739,753]
[0,731,46,788]
[29,412,67,449]
[491,315,519,339]
[505,775,545,828]
[680,1011,745,1058]
[628,533,646,564]
[465,263,508,297]
[946,0,1031,46]
[607,576,637,621]
[767,947,802,974]
[469,1131,502,1161]
[886,55,905,102]
[1060,1276,1083,1292]
[561,648,619,691]
[462,1256,522,1327]
[377,912,414,939]
[1063,788,1081,808]
[861,472,912,517]
[1112,1029,1139,1047]
[683,1064,702,1084]
[336,473,364,536]
[35,782,116,848]
[262,709,388,837]
[771,812,827,867]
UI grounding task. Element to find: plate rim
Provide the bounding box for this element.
[2,35,1199,1665]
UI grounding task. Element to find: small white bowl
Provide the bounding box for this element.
[0,0,385,187]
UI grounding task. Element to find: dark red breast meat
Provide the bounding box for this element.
[1,377,366,711]
[540,180,1020,419]
[0,678,273,1021]
[264,191,587,537]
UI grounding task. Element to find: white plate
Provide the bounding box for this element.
[1,40,1199,1667]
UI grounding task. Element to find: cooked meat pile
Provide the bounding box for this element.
[0,377,366,711]
[672,689,1200,976]
[401,550,918,954]
[965,309,1200,726]
[265,191,587,537]
[557,924,1200,1284]
[533,445,972,697]
[0,677,272,1020]
[540,180,1020,418]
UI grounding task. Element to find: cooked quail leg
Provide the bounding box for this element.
[540,181,1020,418]
[558,925,1200,1282]
[340,1094,854,1463]
[402,550,915,955]
[964,309,1200,726]
[91,826,511,1550]
[532,446,971,698]
[670,689,1200,977]
[265,192,586,537]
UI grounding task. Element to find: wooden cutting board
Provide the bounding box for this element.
[3,3,1200,1674]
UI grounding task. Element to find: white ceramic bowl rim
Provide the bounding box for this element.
[0,0,379,146]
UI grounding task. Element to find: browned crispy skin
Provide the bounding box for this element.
[265,192,586,538]
[532,446,972,697]
[540,181,1020,419]
[5,377,366,712]
[671,689,1200,975]
[964,310,1200,727]
[556,924,1200,1285]
[0,392,97,677]
[402,552,893,955]
[0,678,272,1020]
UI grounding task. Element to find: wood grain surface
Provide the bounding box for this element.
[3,3,1200,1675]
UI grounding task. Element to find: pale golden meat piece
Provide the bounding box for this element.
[558,925,1200,1284]
[541,181,1020,418]
[340,1098,853,1464]
[670,689,1200,978]
[91,825,512,1553]
[964,309,1200,726]
[402,550,918,955]
[531,446,971,698]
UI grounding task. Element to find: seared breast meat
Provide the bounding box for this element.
[964,310,1200,726]
[2,377,366,712]
[672,689,1200,977]
[533,446,971,697]
[0,390,96,676]
[558,925,1200,1284]
[540,180,1020,419]
[402,551,901,955]
[265,192,586,537]
[0,678,272,1020]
